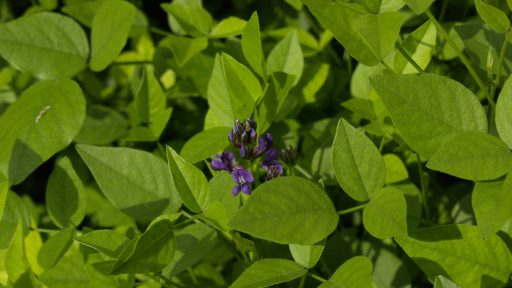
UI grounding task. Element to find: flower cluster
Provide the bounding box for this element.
[211,119,294,196]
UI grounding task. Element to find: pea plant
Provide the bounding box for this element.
[0,0,511,287]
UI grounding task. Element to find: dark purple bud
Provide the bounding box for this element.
[280,146,298,166]
[231,166,254,195]
[261,148,283,181]
[265,163,283,181]
[229,119,257,148]
[251,133,273,159]
[211,151,236,171]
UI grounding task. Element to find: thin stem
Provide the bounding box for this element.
[415,153,431,219]
[309,273,327,283]
[425,10,487,92]
[395,42,424,73]
[337,203,367,215]
[149,26,173,37]
[294,164,313,179]
[298,274,306,288]
[438,0,450,22]
[491,35,510,102]
[111,60,153,66]
[32,228,60,234]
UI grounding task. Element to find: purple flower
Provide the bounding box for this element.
[261,148,283,181]
[211,151,236,171]
[241,133,273,160]
[231,166,254,196]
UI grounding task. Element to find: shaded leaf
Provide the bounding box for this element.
[319,256,374,288]
[229,259,306,288]
[363,187,408,239]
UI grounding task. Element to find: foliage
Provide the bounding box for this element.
[0,0,511,287]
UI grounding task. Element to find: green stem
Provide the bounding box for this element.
[490,35,510,102]
[425,9,487,92]
[32,228,60,234]
[298,274,306,288]
[309,273,327,283]
[111,60,153,66]
[294,164,313,180]
[415,153,431,219]
[337,203,367,215]
[395,42,424,73]
[149,26,173,36]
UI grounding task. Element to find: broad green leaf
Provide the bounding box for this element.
[179,127,231,164]
[5,223,28,283]
[161,0,213,37]
[0,12,88,79]
[0,191,30,249]
[395,20,436,74]
[74,105,129,145]
[0,181,8,222]
[364,0,382,13]
[370,73,487,159]
[242,12,265,77]
[363,187,408,239]
[319,256,374,288]
[496,75,512,148]
[162,223,217,277]
[303,0,379,65]
[39,245,118,288]
[210,16,246,38]
[267,31,304,85]
[353,12,404,60]
[109,219,175,274]
[76,144,180,220]
[90,0,136,71]
[332,118,385,201]
[434,275,461,288]
[0,80,86,185]
[75,230,129,258]
[472,174,512,236]
[475,0,510,33]
[37,229,74,271]
[396,224,512,288]
[427,131,511,181]
[229,259,306,288]
[383,154,409,184]
[165,35,208,67]
[207,53,261,127]
[203,171,240,229]
[229,176,338,245]
[46,157,86,228]
[166,146,208,213]
[404,0,435,14]
[24,231,44,276]
[133,66,170,140]
[289,239,325,268]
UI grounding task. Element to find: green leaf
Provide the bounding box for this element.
[75,230,129,258]
[395,20,436,73]
[395,224,512,288]
[383,154,409,184]
[37,229,74,271]
[161,0,213,37]
[0,80,86,185]
[353,12,404,60]
[210,16,246,38]
[404,0,435,14]
[242,12,265,77]
[203,171,240,229]
[165,35,208,67]
[166,146,209,213]
[180,127,231,164]
[289,239,325,268]
[109,219,175,274]
[90,0,136,71]
[332,118,385,201]
[206,53,262,127]
[364,0,382,13]
[162,223,217,277]
[74,105,129,145]
[434,275,461,288]
[426,131,511,181]
[303,0,379,65]
[229,176,338,245]
[496,75,512,148]
[229,259,306,288]
[5,223,28,283]
[363,187,408,239]
[266,30,304,85]
[370,73,487,159]
[0,181,8,222]
[46,157,86,228]
[475,0,510,33]
[76,144,180,220]
[472,174,512,236]
[318,256,374,288]
[0,12,88,79]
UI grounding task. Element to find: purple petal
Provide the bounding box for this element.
[240,168,254,183]
[240,144,247,158]
[232,185,241,196]
[265,148,278,161]
[211,159,226,171]
[241,183,252,195]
